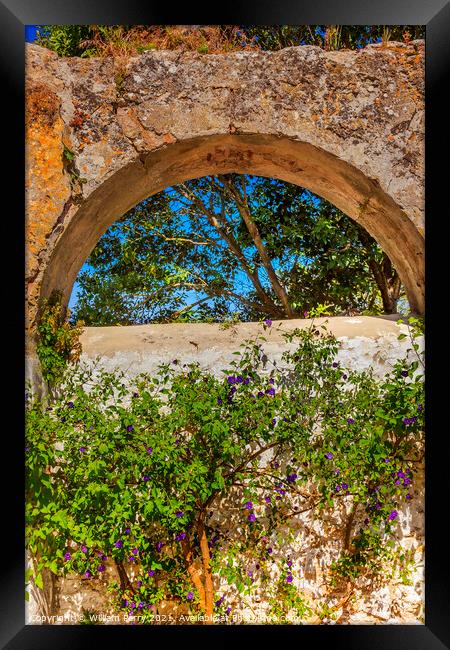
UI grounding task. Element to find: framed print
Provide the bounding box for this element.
[2,0,449,647]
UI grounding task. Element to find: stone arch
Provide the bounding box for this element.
[26,40,425,356]
[40,133,424,317]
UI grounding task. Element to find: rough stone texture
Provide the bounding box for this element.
[26,316,424,625]
[26,40,425,354]
[77,316,423,381]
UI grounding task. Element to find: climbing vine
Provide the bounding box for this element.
[36,290,84,388]
[26,318,424,624]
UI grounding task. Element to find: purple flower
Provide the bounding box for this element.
[332,362,339,368]
[403,478,411,486]
[138,602,143,610]
[156,542,164,552]
[226,606,231,614]
[264,319,272,327]
[364,518,369,526]
[227,376,236,385]
[217,398,223,405]
[334,469,340,475]
[79,447,86,453]
[128,556,135,562]
[403,418,411,426]
[137,580,142,587]
[397,471,405,478]
[401,370,408,377]
[286,474,298,483]
[248,513,256,522]
[347,418,355,425]
[187,591,194,600]
[176,511,184,518]
[175,532,187,541]
[406,493,412,500]
[98,565,105,572]
[389,510,398,521]
[97,552,106,560]
[417,404,423,411]
[146,447,153,454]
[67,401,74,408]
[64,552,71,561]
[395,479,401,485]
[341,483,349,490]
[133,392,139,398]
[264,496,271,504]
[325,452,333,460]
[85,570,92,578]
[335,485,341,492]
[148,570,155,577]
[125,528,131,534]
[236,376,244,383]
[286,573,293,583]
[247,570,253,577]
[266,387,275,396]
[143,475,150,482]
[245,501,253,510]
[243,378,250,385]
[81,545,87,554]
[384,458,390,463]
[115,540,123,549]
[126,425,134,432]
[230,386,237,395]
[132,548,138,555]
[215,596,225,607]
[303,312,309,318]
[287,560,293,568]
[342,374,348,380]
[257,391,264,398]
[267,547,273,554]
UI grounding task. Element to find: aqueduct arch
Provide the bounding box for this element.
[26,39,425,357]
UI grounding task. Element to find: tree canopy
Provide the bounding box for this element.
[71,175,404,326]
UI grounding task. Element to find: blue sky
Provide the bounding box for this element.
[25,26,38,42]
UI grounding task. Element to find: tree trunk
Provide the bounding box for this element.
[367,256,401,313]
[198,523,214,622]
[181,538,206,613]
[221,176,297,318]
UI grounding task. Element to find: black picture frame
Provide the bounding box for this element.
[2,0,449,647]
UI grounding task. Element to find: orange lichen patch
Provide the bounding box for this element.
[25,83,71,279]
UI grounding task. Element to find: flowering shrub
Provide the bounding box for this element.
[26,320,424,624]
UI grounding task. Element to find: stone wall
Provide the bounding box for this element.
[26,39,425,352]
[27,316,425,625]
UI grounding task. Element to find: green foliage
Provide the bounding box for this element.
[72,175,405,326]
[36,290,84,387]
[26,319,424,623]
[35,25,425,58]
[36,25,96,57]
